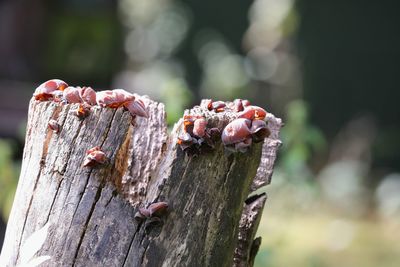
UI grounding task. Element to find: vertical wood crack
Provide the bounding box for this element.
[71,183,104,266]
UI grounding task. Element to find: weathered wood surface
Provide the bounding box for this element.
[0,98,281,267]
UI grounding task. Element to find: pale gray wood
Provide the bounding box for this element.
[233,194,267,267]
[251,113,282,190]
[0,98,281,267]
[233,112,282,267]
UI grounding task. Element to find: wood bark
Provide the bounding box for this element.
[0,97,281,267]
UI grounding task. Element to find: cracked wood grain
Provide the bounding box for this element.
[0,98,281,267]
[232,113,282,267]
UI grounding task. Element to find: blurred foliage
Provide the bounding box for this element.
[0,139,19,221]
[43,12,122,86]
[160,78,193,125]
[296,0,400,170]
[279,100,325,182]
[255,206,400,267]
[114,0,194,125]
[254,99,400,267]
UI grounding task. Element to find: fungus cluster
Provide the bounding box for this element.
[177,115,221,155]
[222,105,270,153]
[178,99,270,154]
[34,79,149,120]
[35,79,149,169]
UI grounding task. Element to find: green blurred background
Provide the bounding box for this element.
[0,0,399,266]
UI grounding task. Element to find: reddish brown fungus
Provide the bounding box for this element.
[96,89,135,108]
[48,119,60,133]
[221,118,252,145]
[124,99,149,118]
[63,86,82,103]
[134,202,169,221]
[250,120,270,143]
[208,101,226,112]
[238,106,267,120]
[232,99,251,112]
[83,146,107,167]
[79,87,97,105]
[75,103,91,119]
[193,117,207,138]
[33,79,68,101]
[148,202,169,217]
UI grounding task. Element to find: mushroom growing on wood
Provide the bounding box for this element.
[48,119,60,133]
[83,146,107,167]
[238,106,267,121]
[124,98,149,118]
[96,89,135,108]
[33,79,68,101]
[221,103,271,152]
[177,115,219,154]
[222,118,252,146]
[34,80,150,122]
[135,202,169,220]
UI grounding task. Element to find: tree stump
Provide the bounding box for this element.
[0,96,281,267]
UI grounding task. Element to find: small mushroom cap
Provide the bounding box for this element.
[178,131,192,142]
[86,146,102,154]
[96,89,135,108]
[75,103,91,119]
[85,152,107,164]
[112,89,135,106]
[134,211,147,220]
[148,202,168,217]
[124,99,148,118]
[48,119,60,133]
[193,117,207,138]
[221,118,252,145]
[79,87,97,105]
[250,119,267,133]
[138,208,151,218]
[232,99,250,112]
[50,79,68,91]
[40,79,68,92]
[177,131,194,150]
[83,146,107,167]
[238,106,267,120]
[208,101,226,112]
[63,86,82,103]
[96,90,113,107]
[250,119,270,142]
[33,79,68,101]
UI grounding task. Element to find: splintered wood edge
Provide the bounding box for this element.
[235,111,282,267]
[252,112,283,190]
[233,194,267,267]
[119,97,168,206]
[126,99,282,266]
[137,99,282,266]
